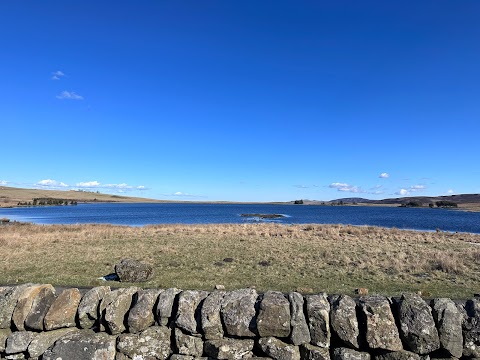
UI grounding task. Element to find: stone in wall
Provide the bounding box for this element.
[463,297,480,358]
[44,288,81,330]
[174,328,204,357]
[5,331,35,356]
[12,285,54,331]
[258,336,300,360]
[330,295,362,349]
[300,343,330,360]
[24,285,56,331]
[221,288,258,338]
[77,286,111,329]
[100,287,139,335]
[257,291,291,338]
[332,347,370,360]
[42,330,116,360]
[305,293,330,348]
[156,287,182,326]
[0,328,12,352]
[116,326,172,360]
[289,292,310,346]
[127,288,162,333]
[170,356,209,360]
[201,290,226,340]
[27,327,77,358]
[175,290,209,335]
[359,295,402,351]
[431,298,463,358]
[0,284,34,329]
[204,338,255,359]
[374,350,421,360]
[397,293,440,355]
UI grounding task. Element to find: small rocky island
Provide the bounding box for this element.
[240,213,286,219]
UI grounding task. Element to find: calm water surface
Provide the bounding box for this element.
[1,203,479,233]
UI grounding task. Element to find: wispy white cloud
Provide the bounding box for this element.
[394,184,426,196]
[56,90,84,100]
[379,172,390,179]
[294,185,309,189]
[0,180,8,186]
[447,189,455,194]
[329,182,363,193]
[36,179,69,188]
[76,181,101,188]
[75,180,148,193]
[51,70,65,80]
[395,188,409,196]
[170,191,205,198]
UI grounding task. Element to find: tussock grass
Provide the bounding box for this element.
[1,223,479,298]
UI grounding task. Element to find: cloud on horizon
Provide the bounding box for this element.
[170,191,205,198]
[36,179,69,188]
[329,182,364,193]
[51,70,65,80]
[447,189,455,194]
[56,90,84,100]
[394,184,427,196]
[379,172,390,178]
[0,180,8,186]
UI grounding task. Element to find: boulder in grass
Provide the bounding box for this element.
[114,258,154,282]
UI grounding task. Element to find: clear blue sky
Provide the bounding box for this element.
[1,1,479,201]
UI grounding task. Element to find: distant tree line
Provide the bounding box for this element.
[17,198,78,206]
[401,200,458,208]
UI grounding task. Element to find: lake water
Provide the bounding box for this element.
[1,203,480,233]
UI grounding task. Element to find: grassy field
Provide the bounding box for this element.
[1,222,479,298]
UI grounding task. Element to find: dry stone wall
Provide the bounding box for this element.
[0,284,479,360]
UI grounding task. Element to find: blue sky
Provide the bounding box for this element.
[1,1,479,202]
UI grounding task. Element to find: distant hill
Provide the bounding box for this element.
[293,194,480,211]
[0,186,164,208]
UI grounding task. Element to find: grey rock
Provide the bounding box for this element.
[44,288,81,330]
[77,286,111,329]
[258,337,300,360]
[289,292,310,346]
[257,291,291,338]
[204,338,254,359]
[4,353,26,359]
[100,287,138,334]
[463,297,480,358]
[42,330,116,360]
[0,328,12,352]
[175,290,209,335]
[24,285,56,331]
[174,328,204,356]
[12,285,54,331]
[359,295,402,351]
[221,288,258,338]
[27,328,77,358]
[116,326,172,360]
[375,350,421,360]
[115,258,154,282]
[170,356,210,360]
[300,343,330,360]
[127,288,162,333]
[431,298,463,358]
[330,295,361,349]
[156,287,181,326]
[201,290,226,340]
[0,285,33,329]
[332,348,371,360]
[5,331,35,354]
[305,293,330,348]
[397,293,440,355]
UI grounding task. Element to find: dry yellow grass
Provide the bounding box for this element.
[1,223,479,298]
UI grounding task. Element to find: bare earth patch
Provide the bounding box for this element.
[1,223,479,298]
